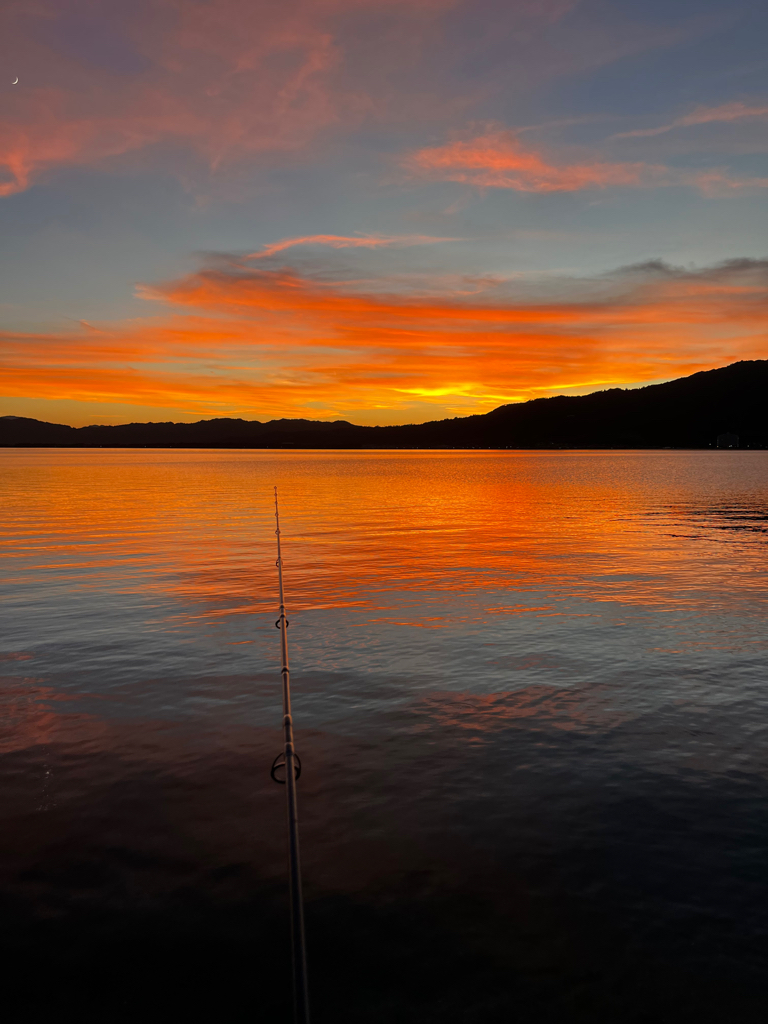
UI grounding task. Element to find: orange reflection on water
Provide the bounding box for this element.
[2,448,767,631]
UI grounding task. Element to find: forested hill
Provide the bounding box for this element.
[2,360,767,449]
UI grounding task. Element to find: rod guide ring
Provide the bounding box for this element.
[270,751,302,784]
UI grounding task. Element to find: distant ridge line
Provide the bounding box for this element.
[2,360,767,449]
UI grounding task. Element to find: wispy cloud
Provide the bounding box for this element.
[248,234,458,259]
[613,101,768,139]
[403,129,768,194]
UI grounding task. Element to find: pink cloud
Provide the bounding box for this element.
[403,130,768,194]
[0,85,205,197]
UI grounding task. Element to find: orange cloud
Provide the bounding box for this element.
[2,257,767,424]
[404,130,768,194]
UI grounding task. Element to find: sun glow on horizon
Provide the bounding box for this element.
[2,253,766,427]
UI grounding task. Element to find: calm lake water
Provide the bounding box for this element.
[1,448,767,1022]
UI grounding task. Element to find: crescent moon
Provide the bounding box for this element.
[12,77,18,85]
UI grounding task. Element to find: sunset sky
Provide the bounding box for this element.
[1,0,767,426]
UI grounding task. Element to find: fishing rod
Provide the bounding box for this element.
[271,487,310,1024]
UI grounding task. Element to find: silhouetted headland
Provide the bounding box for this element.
[3,360,766,449]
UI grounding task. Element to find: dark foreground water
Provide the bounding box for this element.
[1,449,767,1022]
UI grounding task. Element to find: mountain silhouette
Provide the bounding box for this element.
[2,360,766,449]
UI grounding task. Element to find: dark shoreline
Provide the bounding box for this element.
[3,359,767,450]
[3,444,766,450]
